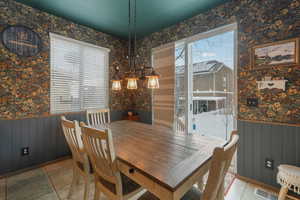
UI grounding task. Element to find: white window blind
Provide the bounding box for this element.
[50,33,109,114]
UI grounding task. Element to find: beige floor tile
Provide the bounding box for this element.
[0,178,6,200]
[36,192,59,200]
[7,168,43,184]
[241,183,261,200]
[43,159,72,175]
[58,182,95,200]
[46,166,73,191]
[225,178,247,200]
[44,159,98,200]
[7,168,57,200]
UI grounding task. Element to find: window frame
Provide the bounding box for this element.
[183,23,238,135]
[151,23,238,136]
[49,33,110,114]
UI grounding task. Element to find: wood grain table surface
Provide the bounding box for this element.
[96,120,226,192]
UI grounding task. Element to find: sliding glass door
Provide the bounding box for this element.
[175,24,237,141]
[174,43,186,132]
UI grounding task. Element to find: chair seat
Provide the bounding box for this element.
[99,173,141,195]
[138,186,201,200]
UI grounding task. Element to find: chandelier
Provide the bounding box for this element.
[111,66,122,91]
[111,0,159,91]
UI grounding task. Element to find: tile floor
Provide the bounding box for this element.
[0,159,283,200]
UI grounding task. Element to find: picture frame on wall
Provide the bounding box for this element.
[251,38,299,69]
[1,25,42,57]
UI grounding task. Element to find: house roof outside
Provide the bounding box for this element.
[175,60,231,75]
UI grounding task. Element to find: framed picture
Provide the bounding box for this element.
[251,38,299,69]
[1,25,42,57]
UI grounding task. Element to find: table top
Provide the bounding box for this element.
[99,120,225,191]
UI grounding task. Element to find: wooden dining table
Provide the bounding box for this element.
[96,120,226,200]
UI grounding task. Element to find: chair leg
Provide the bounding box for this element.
[83,176,91,200]
[216,180,225,200]
[278,186,288,200]
[94,183,100,200]
[68,167,79,199]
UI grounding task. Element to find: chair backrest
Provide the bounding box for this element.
[86,108,110,127]
[80,123,122,197]
[202,130,239,200]
[61,116,84,163]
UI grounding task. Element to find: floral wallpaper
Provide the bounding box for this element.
[1,0,300,124]
[134,0,300,124]
[0,0,130,120]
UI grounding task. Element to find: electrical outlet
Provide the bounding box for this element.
[21,147,29,156]
[265,158,274,170]
[247,98,258,107]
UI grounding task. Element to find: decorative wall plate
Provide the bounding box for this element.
[257,79,288,91]
[1,25,42,57]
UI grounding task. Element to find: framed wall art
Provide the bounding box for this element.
[1,25,42,57]
[251,38,299,69]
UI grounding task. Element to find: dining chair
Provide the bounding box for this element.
[80,123,143,200]
[196,130,238,192]
[61,116,92,200]
[138,131,239,200]
[86,108,110,127]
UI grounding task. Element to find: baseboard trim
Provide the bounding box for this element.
[236,175,300,200]
[0,156,71,178]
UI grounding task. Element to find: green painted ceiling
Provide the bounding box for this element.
[15,0,229,39]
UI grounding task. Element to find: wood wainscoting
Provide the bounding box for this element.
[237,120,300,189]
[0,111,124,175]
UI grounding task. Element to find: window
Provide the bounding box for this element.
[173,23,237,140]
[50,33,109,114]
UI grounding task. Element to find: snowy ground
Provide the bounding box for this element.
[192,109,236,173]
[190,109,234,140]
[177,109,236,173]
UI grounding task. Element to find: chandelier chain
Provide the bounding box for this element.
[128,0,131,70]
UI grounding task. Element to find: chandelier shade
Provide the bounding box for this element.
[111,66,122,91]
[112,80,122,91]
[127,78,138,89]
[146,70,160,89]
[126,71,138,89]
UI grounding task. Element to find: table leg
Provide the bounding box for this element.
[216,180,224,200]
